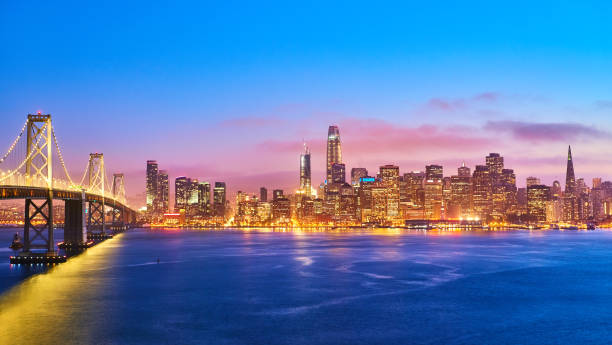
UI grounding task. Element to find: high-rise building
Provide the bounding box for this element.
[380,165,400,220]
[425,165,443,181]
[450,165,471,218]
[351,168,368,185]
[158,170,169,213]
[501,169,517,216]
[273,189,284,201]
[527,184,550,222]
[198,181,211,213]
[526,177,541,187]
[565,145,576,194]
[213,182,227,217]
[472,165,492,220]
[260,187,268,202]
[487,153,505,220]
[326,125,342,183]
[331,163,346,184]
[175,176,190,210]
[551,180,562,198]
[458,162,471,177]
[403,172,425,207]
[593,178,602,189]
[486,153,504,176]
[300,144,312,194]
[146,160,159,213]
[424,165,443,219]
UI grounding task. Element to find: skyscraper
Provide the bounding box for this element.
[198,181,211,213]
[331,163,346,184]
[526,176,541,187]
[450,165,471,218]
[260,187,268,202]
[273,189,284,200]
[565,145,576,194]
[380,165,400,220]
[300,144,312,194]
[472,165,492,220]
[486,153,505,220]
[158,170,169,213]
[351,168,368,185]
[424,165,443,219]
[175,176,190,210]
[326,125,342,183]
[213,182,227,217]
[527,184,550,222]
[146,160,159,213]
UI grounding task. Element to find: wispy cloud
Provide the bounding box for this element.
[484,121,607,142]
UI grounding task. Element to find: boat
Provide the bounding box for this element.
[9,233,23,250]
[587,222,597,230]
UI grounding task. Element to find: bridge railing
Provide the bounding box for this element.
[0,170,127,205]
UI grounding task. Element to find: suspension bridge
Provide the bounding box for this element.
[1,113,137,263]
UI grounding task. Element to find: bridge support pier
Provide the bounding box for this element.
[88,200,106,234]
[23,195,54,254]
[64,199,86,246]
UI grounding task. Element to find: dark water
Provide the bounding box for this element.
[2,228,612,344]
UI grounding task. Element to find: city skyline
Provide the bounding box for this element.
[3,2,612,206]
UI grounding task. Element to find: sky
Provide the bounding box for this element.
[2,1,612,207]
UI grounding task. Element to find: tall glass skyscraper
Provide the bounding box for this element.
[213,182,227,217]
[565,145,576,194]
[326,125,342,183]
[146,160,159,213]
[300,144,311,194]
[158,170,169,213]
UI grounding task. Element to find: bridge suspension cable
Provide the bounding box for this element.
[51,127,77,186]
[0,120,27,164]
[0,122,48,183]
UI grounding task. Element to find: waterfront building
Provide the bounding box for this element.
[472,165,492,220]
[272,197,291,223]
[198,181,211,214]
[158,170,169,213]
[213,182,227,217]
[528,184,550,222]
[424,165,443,220]
[380,165,400,220]
[403,171,425,207]
[326,125,342,183]
[146,160,159,214]
[300,144,312,194]
[501,168,518,218]
[175,176,190,211]
[450,165,471,219]
[487,153,506,221]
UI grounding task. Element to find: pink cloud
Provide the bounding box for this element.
[484,121,607,142]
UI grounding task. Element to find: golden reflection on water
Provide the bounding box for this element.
[0,235,123,344]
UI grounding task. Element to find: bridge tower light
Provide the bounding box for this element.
[25,113,53,189]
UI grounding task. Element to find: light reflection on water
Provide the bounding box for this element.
[0,234,123,344]
[1,228,612,344]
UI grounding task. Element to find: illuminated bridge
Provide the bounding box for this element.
[1,113,137,262]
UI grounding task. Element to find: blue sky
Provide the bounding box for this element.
[2,1,612,205]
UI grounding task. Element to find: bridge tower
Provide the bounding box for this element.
[23,113,55,253]
[87,153,106,234]
[111,173,126,225]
